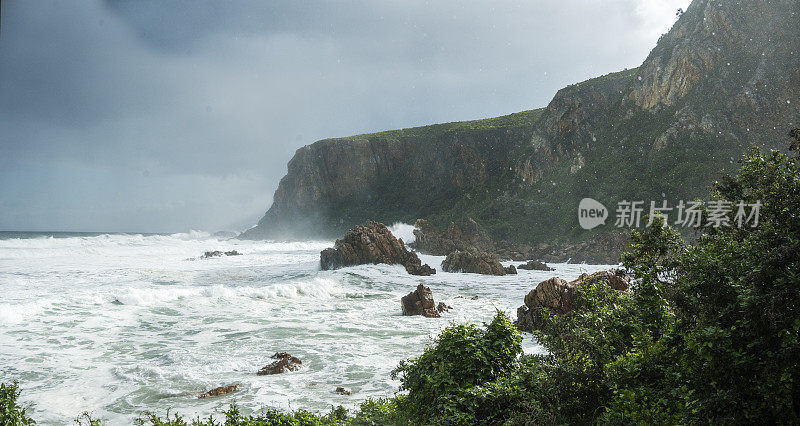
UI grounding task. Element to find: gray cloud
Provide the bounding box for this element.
[0,0,690,233]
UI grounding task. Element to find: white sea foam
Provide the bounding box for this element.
[0,232,614,425]
[0,299,53,325]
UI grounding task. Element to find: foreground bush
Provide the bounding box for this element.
[1,382,35,425]
[391,311,525,424]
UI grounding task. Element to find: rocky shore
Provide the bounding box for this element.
[411,217,630,265]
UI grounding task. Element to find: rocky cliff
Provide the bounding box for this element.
[241,0,799,244]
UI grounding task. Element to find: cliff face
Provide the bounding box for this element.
[240,112,541,238]
[242,0,800,242]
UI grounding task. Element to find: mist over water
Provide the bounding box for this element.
[0,230,614,424]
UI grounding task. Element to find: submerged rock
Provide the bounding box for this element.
[401,284,440,318]
[257,352,302,375]
[441,250,507,275]
[436,302,452,313]
[320,220,435,276]
[515,269,630,332]
[403,257,437,277]
[335,386,351,396]
[517,260,554,271]
[198,384,239,399]
[200,250,242,259]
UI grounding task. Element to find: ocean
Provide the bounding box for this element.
[0,226,614,424]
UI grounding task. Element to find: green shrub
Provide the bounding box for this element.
[391,311,523,424]
[1,381,35,426]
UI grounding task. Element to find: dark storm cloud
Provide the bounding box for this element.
[0,0,690,232]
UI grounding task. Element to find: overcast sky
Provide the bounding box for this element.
[0,0,691,233]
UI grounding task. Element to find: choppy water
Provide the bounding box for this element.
[0,226,614,424]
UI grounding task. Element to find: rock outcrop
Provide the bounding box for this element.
[401,284,440,318]
[319,221,435,276]
[335,386,352,396]
[515,269,630,332]
[441,250,508,276]
[198,384,239,399]
[257,352,302,375]
[518,260,554,271]
[201,250,242,259]
[410,218,495,255]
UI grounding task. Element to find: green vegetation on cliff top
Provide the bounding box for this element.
[335,107,547,143]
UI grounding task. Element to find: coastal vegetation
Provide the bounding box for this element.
[4,133,800,424]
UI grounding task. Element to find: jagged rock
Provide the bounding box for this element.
[319,221,435,276]
[518,260,554,271]
[201,250,242,259]
[436,302,452,313]
[403,256,437,277]
[515,269,630,332]
[257,352,302,375]
[335,386,351,396]
[401,284,440,318]
[410,218,495,255]
[198,384,239,399]
[441,250,507,275]
[573,269,630,291]
[504,265,518,275]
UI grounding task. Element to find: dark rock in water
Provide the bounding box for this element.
[320,220,435,276]
[436,302,452,313]
[198,384,239,399]
[401,284,440,318]
[470,295,479,300]
[335,386,351,396]
[257,352,302,375]
[201,250,242,259]
[402,246,437,276]
[517,260,554,271]
[504,265,518,275]
[515,269,630,332]
[410,218,495,256]
[441,250,507,275]
[405,261,436,277]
